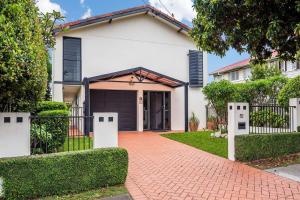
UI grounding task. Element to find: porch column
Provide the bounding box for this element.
[137,90,143,132]
[184,83,189,132]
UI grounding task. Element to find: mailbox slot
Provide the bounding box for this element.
[238,122,246,130]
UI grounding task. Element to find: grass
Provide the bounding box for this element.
[40,185,127,200]
[58,136,93,152]
[162,131,228,158]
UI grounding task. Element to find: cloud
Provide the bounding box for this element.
[36,0,66,15]
[80,0,85,5]
[81,8,92,19]
[149,0,195,22]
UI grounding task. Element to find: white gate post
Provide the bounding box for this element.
[228,103,249,161]
[0,113,30,158]
[289,98,300,132]
[93,113,118,148]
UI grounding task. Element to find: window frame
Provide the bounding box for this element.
[230,71,239,81]
[63,36,82,83]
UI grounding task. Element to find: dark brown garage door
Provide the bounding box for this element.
[90,90,137,131]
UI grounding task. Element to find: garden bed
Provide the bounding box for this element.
[246,152,300,170]
[40,185,128,200]
[162,131,228,158]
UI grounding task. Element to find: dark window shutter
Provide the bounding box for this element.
[189,50,203,87]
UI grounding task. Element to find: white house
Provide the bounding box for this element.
[51,5,208,132]
[211,53,300,83]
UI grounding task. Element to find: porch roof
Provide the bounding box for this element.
[86,67,186,88]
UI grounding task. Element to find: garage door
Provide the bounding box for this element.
[90,90,137,131]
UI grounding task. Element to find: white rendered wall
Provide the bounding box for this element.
[93,113,118,148]
[52,14,208,130]
[289,98,300,131]
[0,113,30,158]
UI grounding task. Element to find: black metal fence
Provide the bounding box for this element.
[30,115,93,155]
[249,104,295,134]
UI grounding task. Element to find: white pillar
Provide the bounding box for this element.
[137,90,144,132]
[289,98,300,132]
[0,113,30,158]
[93,113,118,148]
[228,103,249,161]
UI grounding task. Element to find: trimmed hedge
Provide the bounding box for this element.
[36,101,68,113]
[0,148,128,200]
[235,133,300,161]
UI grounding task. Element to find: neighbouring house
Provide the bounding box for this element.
[211,53,300,83]
[51,5,208,132]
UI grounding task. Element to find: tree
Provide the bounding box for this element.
[40,11,64,49]
[203,80,235,125]
[0,1,64,111]
[191,0,300,62]
[0,0,45,111]
[250,63,281,80]
[278,75,300,107]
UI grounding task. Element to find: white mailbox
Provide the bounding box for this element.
[0,113,30,158]
[228,103,249,161]
[93,113,118,148]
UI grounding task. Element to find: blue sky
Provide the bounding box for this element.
[37,0,249,78]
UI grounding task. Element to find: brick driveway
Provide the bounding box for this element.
[119,132,300,200]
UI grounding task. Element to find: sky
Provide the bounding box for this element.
[36,0,249,80]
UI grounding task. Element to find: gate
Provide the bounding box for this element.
[30,115,93,155]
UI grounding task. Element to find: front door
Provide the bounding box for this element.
[143,91,171,131]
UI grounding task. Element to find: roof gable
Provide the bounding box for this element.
[54,5,191,35]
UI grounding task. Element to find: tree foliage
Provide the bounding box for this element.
[278,75,300,107]
[250,63,281,81]
[203,80,235,124]
[203,76,288,125]
[0,0,47,111]
[191,0,300,62]
[0,1,64,111]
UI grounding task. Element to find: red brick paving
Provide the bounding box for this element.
[119,132,300,200]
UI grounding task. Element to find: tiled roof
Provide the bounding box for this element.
[54,5,191,34]
[210,51,279,75]
[210,58,251,75]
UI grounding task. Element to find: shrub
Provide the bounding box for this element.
[203,80,235,125]
[235,133,300,161]
[31,110,70,153]
[36,101,68,113]
[250,109,288,128]
[0,148,128,200]
[278,75,300,107]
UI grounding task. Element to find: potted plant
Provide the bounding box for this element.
[207,116,217,130]
[189,112,199,132]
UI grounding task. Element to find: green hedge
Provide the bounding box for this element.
[235,133,300,161]
[0,148,128,200]
[36,101,68,113]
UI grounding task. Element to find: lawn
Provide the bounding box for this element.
[59,136,93,152]
[162,131,228,158]
[41,185,128,200]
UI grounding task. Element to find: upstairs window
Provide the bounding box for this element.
[230,71,239,81]
[63,37,81,82]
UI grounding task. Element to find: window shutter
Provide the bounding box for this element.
[189,50,203,87]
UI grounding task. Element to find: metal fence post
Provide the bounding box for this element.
[228,102,249,161]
